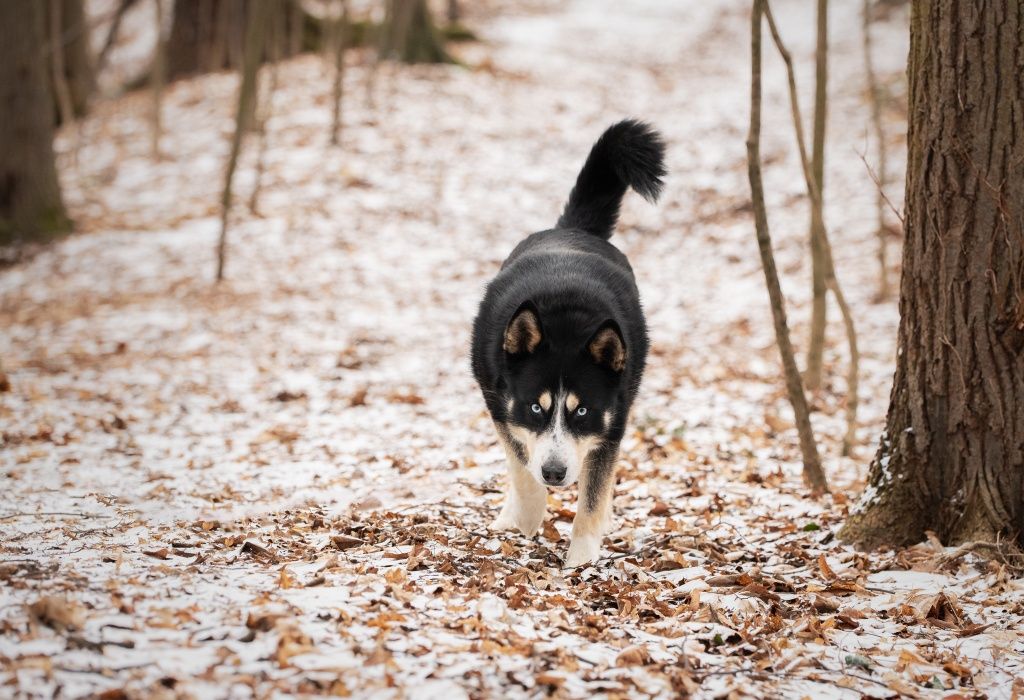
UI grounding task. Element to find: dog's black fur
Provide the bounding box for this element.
[471,120,665,563]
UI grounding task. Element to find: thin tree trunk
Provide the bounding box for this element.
[862,0,890,300]
[48,0,76,129]
[764,3,860,457]
[747,0,829,496]
[247,57,277,215]
[97,0,139,73]
[841,1,1024,550]
[44,0,94,120]
[249,4,282,215]
[330,0,349,146]
[0,1,70,245]
[805,0,829,390]
[288,0,303,56]
[151,0,167,159]
[168,0,247,80]
[215,0,270,281]
[381,0,454,64]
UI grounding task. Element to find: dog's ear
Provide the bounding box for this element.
[504,302,543,355]
[587,320,626,372]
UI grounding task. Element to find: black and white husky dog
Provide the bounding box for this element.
[471,120,665,566]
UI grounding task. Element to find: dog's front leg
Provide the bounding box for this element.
[491,438,547,537]
[565,448,616,567]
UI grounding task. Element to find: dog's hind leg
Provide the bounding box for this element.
[490,434,547,537]
[565,446,617,567]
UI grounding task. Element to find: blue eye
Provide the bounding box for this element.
[531,403,543,414]
[576,407,587,417]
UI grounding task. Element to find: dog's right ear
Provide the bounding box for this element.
[503,302,543,355]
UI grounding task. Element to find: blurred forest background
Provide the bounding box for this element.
[2,0,1023,698]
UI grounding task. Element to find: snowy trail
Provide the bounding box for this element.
[3,1,1022,698]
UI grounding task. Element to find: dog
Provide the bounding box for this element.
[471,120,665,566]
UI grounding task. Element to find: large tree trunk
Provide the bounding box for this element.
[841,2,1024,549]
[0,1,71,245]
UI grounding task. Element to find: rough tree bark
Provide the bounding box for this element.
[841,1,1024,549]
[747,0,829,496]
[805,0,829,390]
[0,1,71,245]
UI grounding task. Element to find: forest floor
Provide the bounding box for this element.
[3,0,1023,698]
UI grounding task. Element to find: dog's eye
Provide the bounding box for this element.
[531,403,543,414]
[575,407,587,417]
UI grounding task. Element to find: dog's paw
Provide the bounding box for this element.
[490,511,542,537]
[563,535,602,568]
[490,511,518,532]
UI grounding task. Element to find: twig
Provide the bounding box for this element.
[0,511,116,520]
[857,150,904,226]
[937,538,1024,573]
[600,535,674,563]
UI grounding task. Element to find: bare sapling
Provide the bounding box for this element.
[862,0,890,299]
[248,10,281,216]
[97,0,139,73]
[48,0,79,168]
[746,0,829,495]
[805,0,829,390]
[764,3,860,457]
[330,0,349,145]
[216,0,271,281]
[151,0,166,159]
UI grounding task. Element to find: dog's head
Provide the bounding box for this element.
[499,301,625,487]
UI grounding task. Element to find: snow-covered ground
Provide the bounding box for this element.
[2,1,1022,697]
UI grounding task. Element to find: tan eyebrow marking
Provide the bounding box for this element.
[566,393,579,412]
[539,391,552,411]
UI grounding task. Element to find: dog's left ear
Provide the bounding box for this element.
[587,320,626,372]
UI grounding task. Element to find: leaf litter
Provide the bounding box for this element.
[2,0,1023,698]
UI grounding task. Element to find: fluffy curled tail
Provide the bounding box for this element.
[556,119,666,239]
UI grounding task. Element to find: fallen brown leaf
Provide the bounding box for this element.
[28,596,85,631]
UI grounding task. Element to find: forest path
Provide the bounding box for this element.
[5,1,1018,698]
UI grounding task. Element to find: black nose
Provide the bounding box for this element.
[541,462,566,485]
